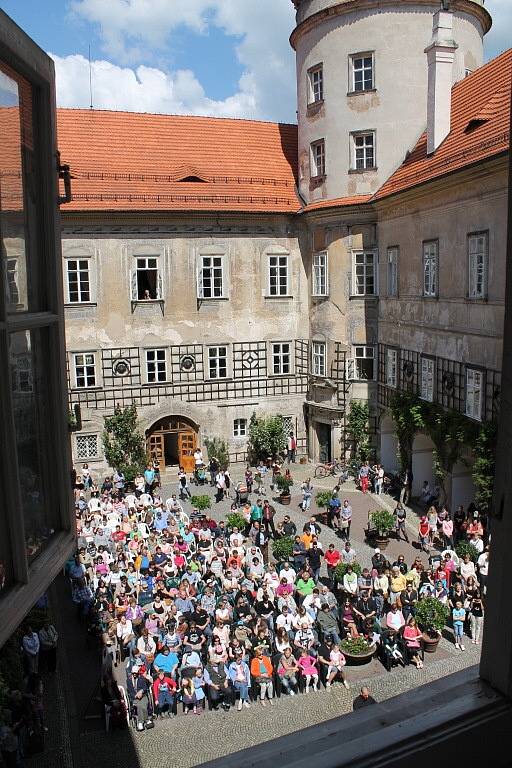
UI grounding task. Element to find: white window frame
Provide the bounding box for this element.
[233,418,247,438]
[350,52,374,92]
[75,433,100,460]
[66,257,91,304]
[351,131,375,171]
[420,356,435,402]
[132,255,163,301]
[353,345,375,381]
[466,367,483,421]
[145,348,167,383]
[352,250,377,296]
[6,258,20,306]
[197,253,226,299]
[468,231,488,300]
[310,139,326,178]
[207,345,228,380]
[271,342,292,376]
[386,348,398,388]
[73,352,97,389]
[11,353,33,392]
[423,240,438,297]
[312,341,326,377]
[308,64,324,104]
[312,251,328,297]
[268,254,289,297]
[387,246,398,297]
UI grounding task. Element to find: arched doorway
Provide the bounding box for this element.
[146,416,198,472]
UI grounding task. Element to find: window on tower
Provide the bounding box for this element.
[310,139,326,178]
[350,131,376,171]
[307,64,324,105]
[349,52,375,92]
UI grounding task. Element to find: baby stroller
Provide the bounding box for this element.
[194,464,207,485]
[235,482,249,505]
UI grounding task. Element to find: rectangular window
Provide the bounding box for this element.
[6,259,20,306]
[208,346,228,379]
[146,349,167,383]
[310,139,325,177]
[468,232,488,299]
[386,348,397,388]
[387,247,398,297]
[233,418,247,438]
[420,357,435,402]
[73,352,96,389]
[353,251,377,296]
[198,254,225,299]
[67,259,91,303]
[312,251,328,296]
[75,434,99,460]
[351,53,374,91]
[312,341,326,377]
[272,342,291,375]
[423,240,438,297]
[268,254,289,296]
[134,256,160,300]
[466,368,483,421]
[354,346,375,381]
[352,132,375,170]
[308,65,324,104]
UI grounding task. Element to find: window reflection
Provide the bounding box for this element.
[9,329,54,561]
[0,63,30,312]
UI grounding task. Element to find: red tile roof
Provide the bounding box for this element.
[57,109,299,214]
[301,195,372,212]
[373,49,511,201]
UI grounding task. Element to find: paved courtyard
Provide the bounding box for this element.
[29,461,480,768]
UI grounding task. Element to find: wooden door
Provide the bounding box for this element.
[179,430,196,473]
[147,433,164,469]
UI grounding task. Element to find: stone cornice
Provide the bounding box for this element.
[290,0,492,49]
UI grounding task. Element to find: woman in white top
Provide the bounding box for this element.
[460,554,476,585]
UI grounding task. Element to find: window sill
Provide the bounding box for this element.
[348,167,378,174]
[269,373,293,378]
[347,88,377,96]
[65,302,97,308]
[264,295,294,300]
[142,381,170,387]
[422,295,439,300]
[131,298,164,304]
[307,98,324,108]
[72,386,103,392]
[312,293,329,300]
[197,296,229,302]
[465,296,488,303]
[349,294,378,300]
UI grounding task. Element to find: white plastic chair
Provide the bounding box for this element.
[137,522,150,539]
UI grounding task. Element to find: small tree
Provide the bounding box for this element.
[389,392,426,475]
[204,436,230,470]
[102,403,146,482]
[271,535,294,563]
[472,421,497,514]
[247,413,287,463]
[190,495,211,512]
[346,401,371,465]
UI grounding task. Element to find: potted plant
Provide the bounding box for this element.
[315,490,333,525]
[368,509,396,550]
[271,535,294,567]
[415,597,449,653]
[275,473,293,505]
[455,541,479,563]
[226,511,247,532]
[340,636,376,665]
[333,561,362,584]
[190,495,211,513]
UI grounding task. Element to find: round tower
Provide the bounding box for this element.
[290,0,492,204]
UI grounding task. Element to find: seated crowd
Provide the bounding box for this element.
[68,461,489,731]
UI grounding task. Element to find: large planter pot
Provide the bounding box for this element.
[422,631,441,653]
[280,494,291,506]
[374,536,390,551]
[342,644,376,666]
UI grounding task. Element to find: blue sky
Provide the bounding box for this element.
[0,0,509,122]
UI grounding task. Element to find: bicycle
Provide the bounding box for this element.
[314,460,345,478]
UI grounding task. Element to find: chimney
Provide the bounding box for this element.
[424,5,458,154]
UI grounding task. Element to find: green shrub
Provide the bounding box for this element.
[102,404,147,481]
[204,436,230,471]
[455,541,479,563]
[333,561,362,582]
[370,509,395,536]
[340,636,373,655]
[190,495,211,512]
[415,596,449,636]
[248,414,287,463]
[315,491,332,509]
[275,474,293,494]
[271,536,294,563]
[226,512,247,531]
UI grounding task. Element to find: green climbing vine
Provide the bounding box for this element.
[346,400,371,465]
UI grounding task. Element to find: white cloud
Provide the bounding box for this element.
[51,53,258,117]
[484,0,512,61]
[64,0,297,121]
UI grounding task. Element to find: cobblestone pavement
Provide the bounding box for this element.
[28,460,480,768]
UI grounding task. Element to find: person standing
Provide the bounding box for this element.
[340,500,352,540]
[394,502,409,543]
[286,432,297,464]
[143,465,155,495]
[301,479,313,512]
[38,622,58,673]
[22,626,40,675]
[262,500,277,539]
[178,466,191,499]
[374,464,384,495]
[359,462,370,494]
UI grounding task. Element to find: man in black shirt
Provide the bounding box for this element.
[353,686,377,710]
[282,515,297,537]
[307,542,323,583]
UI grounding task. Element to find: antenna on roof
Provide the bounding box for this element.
[88,44,93,110]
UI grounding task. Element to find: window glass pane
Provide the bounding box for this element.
[0,64,34,313]
[10,328,55,562]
